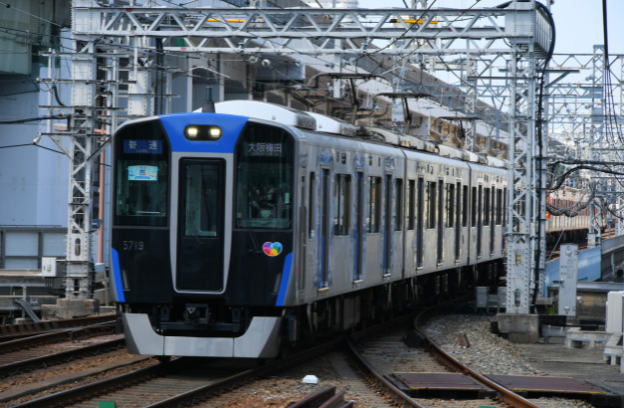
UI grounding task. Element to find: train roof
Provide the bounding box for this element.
[190,100,508,169]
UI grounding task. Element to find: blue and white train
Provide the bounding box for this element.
[110,101,510,359]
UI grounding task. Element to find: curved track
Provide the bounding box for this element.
[344,304,543,408]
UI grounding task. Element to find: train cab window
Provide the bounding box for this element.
[462,185,468,227]
[367,177,381,233]
[427,181,436,229]
[483,188,490,226]
[407,180,415,230]
[446,183,455,228]
[114,120,169,227]
[235,124,294,229]
[334,174,351,236]
[471,187,477,227]
[394,179,403,231]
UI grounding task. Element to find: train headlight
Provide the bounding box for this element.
[209,127,222,138]
[183,125,222,141]
[186,127,198,138]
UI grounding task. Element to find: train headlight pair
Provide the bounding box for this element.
[184,125,222,141]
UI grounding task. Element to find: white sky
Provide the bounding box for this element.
[356,0,624,55]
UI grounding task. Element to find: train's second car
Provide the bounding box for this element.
[110,101,507,359]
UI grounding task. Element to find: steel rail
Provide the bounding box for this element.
[0,314,116,341]
[345,337,427,408]
[12,336,342,408]
[0,321,116,353]
[12,355,179,408]
[0,335,124,378]
[145,338,342,408]
[413,307,542,408]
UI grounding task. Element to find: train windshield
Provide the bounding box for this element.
[235,123,294,229]
[113,120,169,227]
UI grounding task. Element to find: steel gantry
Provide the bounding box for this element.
[42,0,552,312]
[547,49,624,243]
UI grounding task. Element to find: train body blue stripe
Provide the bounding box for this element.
[276,252,293,306]
[111,248,125,303]
[158,113,249,153]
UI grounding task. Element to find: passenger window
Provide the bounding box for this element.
[462,185,468,227]
[407,180,415,230]
[494,188,501,225]
[309,172,315,239]
[484,188,490,226]
[446,183,455,228]
[427,181,436,229]
[394,179,403,231]
[503,188,507,227]
[367,177,381,233]
[334,174,351,236]
[471,186,477,227]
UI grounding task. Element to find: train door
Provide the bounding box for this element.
[383,174,392,275]
[354,172,364,281]
[455,181,461,261]
[177,159,225,291]
[437,179,444,264]
[417,177,424,268]
[319,169,330,289]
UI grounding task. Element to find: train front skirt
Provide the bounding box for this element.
[122,313,282,358]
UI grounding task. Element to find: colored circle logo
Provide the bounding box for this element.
[263,242,283,257]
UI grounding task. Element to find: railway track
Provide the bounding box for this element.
[346,316,540,408]
[0,315,117,343]
[5,297,609,408]
[11,336,342,408]
[0,321,122,378]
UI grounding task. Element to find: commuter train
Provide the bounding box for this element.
[111,101,535,359]
[546,188,605,243]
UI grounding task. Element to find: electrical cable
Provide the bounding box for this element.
[0,143,65,154]
[0,114,70,124]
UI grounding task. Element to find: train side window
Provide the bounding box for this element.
[334,174,351,236]
[446,183,455,228]
[496,189,502,225]
[427,181,436,229]
[367,177,381,233]
[483,188,490,226]
[394,179,403,231]
[471,186,477,227]
[503,188,507,227]
[309,172,315,239]
[462,185,468,227]
[407,180,415,230]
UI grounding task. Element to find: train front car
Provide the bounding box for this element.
[110,111,300,358]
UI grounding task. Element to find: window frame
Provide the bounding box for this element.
[427,181,437,229]
[394,178,403,231]
[367,176,382,233]
[333,174,351,236]
[407,179,415,231]
[483,187,491,226]
[446,183,455,228]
